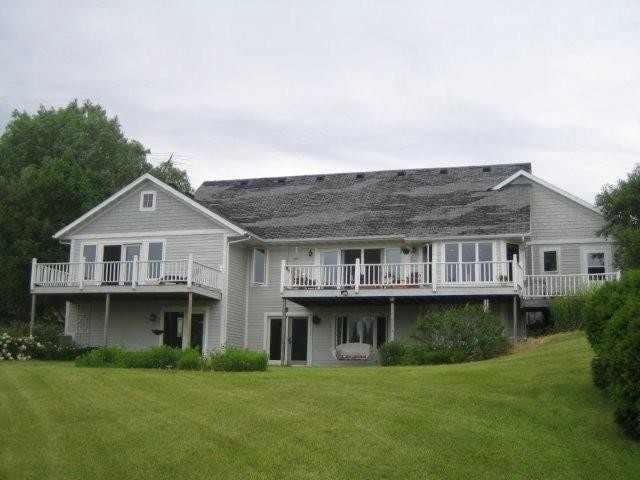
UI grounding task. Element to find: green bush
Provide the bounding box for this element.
[581,270,640,440]
[208,347,268,372]
[549,293,589,332]
[405,346,452,365]
[378,341,407,366]
[176,348,205,370]
[412,304,510,362]
[75,346,126,368]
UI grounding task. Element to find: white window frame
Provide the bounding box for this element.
[580,246,610,275]
[541,248,560,274]
[139,190,157,211]
[252,247,268,285]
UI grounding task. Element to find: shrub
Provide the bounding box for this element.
[405,346,452,365]
[412,304,510,362]
[549,293,589,332]
[0,333,39,360]
[208,347,268,372]
[176,349,205,370]
[75,346,126,368]
[125,346,183,369]
[378,341,407,366]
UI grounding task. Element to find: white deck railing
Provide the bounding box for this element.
[523,272,620,298]
[281,260,523,293]
[31,255,223,291]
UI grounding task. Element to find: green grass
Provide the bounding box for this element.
[1,332,638,479]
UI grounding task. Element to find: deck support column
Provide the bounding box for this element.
[103,293,111,346]
[182,291,193,350]
[389,297,396,341]
[512,295,518,342]
[29,294,37,337]
[281,298,288,366]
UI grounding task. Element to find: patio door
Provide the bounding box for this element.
[124,244,141,283]
[163,312,204,351]
[319,250,339,287]
[288,316,308,364]
[102,245,122,284]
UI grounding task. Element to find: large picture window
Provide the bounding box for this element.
[587,252,605,275]
[335,316,374,346]
[444,242,494,282]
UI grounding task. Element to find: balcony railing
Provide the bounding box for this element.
[280,260,523,293]
[30,255,223,291]
[523,272,620,298]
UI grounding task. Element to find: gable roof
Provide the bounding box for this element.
[490,170,601,214]
[195,163,532,240]
[54,173,246,239]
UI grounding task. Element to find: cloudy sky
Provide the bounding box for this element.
[2,1,639,202]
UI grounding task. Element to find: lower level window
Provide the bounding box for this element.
[336,316,380,346]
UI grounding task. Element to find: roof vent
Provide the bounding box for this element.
[315,175,325,182]
[356,173,365,179]
[396,171,406,177]
[482,166,491,173]
[439,169,448,174]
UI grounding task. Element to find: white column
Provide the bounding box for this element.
[389,297,396,341]
[29,294,37,337]
[281,298,288,366]
[30,258,37,290]
[103,294,111,346]
[132,255,139,288]
[187,254,193,287]
[182,291,193,350]
[512,296,518,342]
[355,258,360,292]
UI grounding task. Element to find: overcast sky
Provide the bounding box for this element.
[2,1,639,202]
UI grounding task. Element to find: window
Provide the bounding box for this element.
[335,316,374,346]
[543,250,558,272]
[139,191,156,211]
[147,242,164,279]
[444,242,494,282]
[384,247,402,264]
[82,244,96,280]
[253,248,267,284]
[587,252,605,275]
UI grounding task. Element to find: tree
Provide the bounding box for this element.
[596,165,640,269]
[0,100,192,328]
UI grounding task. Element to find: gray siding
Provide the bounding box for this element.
[70,179,230,235]
[527,182,611,275]
[530,182,603,240]
[225,244,249,348]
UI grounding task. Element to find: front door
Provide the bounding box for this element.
[102,245,122,284]
[289,317,308,364]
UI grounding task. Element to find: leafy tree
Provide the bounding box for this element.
[596,165,640,269]
[0,100,192,328]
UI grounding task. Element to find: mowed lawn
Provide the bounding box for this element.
[1,333,639,479]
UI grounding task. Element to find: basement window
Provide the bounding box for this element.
[139,191,157,211]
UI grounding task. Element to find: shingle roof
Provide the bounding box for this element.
[194,163,532,240]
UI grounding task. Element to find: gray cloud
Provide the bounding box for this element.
[1,1,638,203]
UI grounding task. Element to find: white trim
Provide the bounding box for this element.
[264,311,284,365]
[491,170,601,214]
[251,247,268,285]
[540,247,561,274]
[68,229,228,240]
[139,190,157,211]
[54,173,246,239]
[243,253,251,348]
[264,232,530,245]
[527,237,612,246]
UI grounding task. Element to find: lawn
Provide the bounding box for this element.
[1,332,639,479]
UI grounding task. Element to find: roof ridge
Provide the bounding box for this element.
[200,162,531,186]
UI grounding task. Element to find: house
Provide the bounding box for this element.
[30,163,618,365]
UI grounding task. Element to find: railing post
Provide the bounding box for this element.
[432,262,437,292]
[187,254,193,287]
[512,255,518,292]
[30,258,37,289]
[79,257,85,289]
[355,259,360,293]
[132,255,139,289]
[280,260,286,294]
